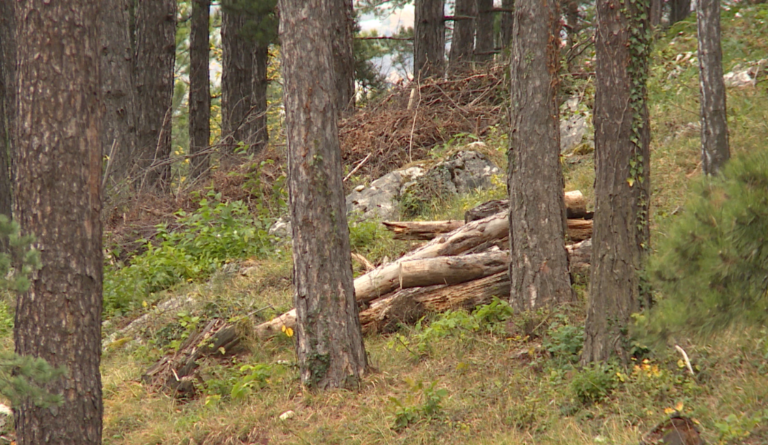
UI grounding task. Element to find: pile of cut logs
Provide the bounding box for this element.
[144,191,592,395]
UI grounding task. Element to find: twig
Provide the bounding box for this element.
[102,139,118,192]
[674,344,695,376]
[343,152,372,182]
[408,80,422,163]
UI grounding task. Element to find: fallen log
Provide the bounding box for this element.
[360,272,511,335]
[385,218,590,244]
[464,190,589,223]
[382,220,464,240]
[567,219,592,242]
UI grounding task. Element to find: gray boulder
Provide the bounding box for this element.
[345,166,425,221]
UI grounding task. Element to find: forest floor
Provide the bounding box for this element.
[4,5,768,445]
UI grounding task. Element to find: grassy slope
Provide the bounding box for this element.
[73,5,768,444]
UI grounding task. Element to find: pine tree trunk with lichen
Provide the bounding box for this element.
[697,0,730,175]
[582,0,651,364]
[281,0,368,389]
[13,1,104,442]
[508,0,573,311]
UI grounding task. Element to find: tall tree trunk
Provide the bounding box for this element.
[414,0,446,79]
[500,0,514,50]
[475,0,494,63]
[330,0,356,114]
[508,0,573,311]
[582,0,651,364]
[281,0,368,389]
[669,0,692,24]
[189,0,211,179]
[0,3,15,221]
[100,0,138,189]
[448,0,476,73]
[697,0,729,175]
[13,1,103,443]
[563,0,580,70]
[221,11,254,152]
[650,0,663,28]
[249,43,270,155]
[134,0,177,191]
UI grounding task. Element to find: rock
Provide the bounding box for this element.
[560,114,588,154]
[279,410,296,421]
[724,59,767,88]
[268,216,291,238]
[345,166,425,221]
[0,403,10,434]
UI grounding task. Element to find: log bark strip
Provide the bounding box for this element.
[382,220,465,240]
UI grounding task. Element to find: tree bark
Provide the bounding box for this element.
[382,220,465,240]
[448,0,476,73]
[13,1,103,443]
[0,3,15,221]
[189,0,211,179]
[248,43,270,155]
[281,0,368,389]
[330,0,356,114]
[499,0,514,50]
[465,191,588,222]
[100,0,137,189]
[669,0,692,25]
[508,0,572,312]
[697,0,729,175]
[221,10,253,152]
[475,0,495,63]
[650,0,662,28]
[582,0,651,364]
[134,0,177,191]
[414,0,446,79]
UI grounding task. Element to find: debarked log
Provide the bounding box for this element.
[464,190,589,222]
[382,220,465,240]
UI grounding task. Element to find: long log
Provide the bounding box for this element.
[567,219,592,242]
[464,190,589,222]
[382,220,465,240]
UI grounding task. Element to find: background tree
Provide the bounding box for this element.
[13,1,104,443]
[508,0,573,311]
[582,0,652,364]
[330,0,357,113]
[697,0,730,175]
[134,0,177,190]
[0,4,15,222]
[281,0,368,389]
[474,0,495,63]
[499,0,514,50]
[669,0,692,25]
[221,8,253,152]
[414,0,446,78]
[189,0,211,179]
[100,0,138,189]
[448,0,476,73]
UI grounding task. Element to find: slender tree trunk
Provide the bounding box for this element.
[508,0,573,311]
[330,0,356,114]
[448,0,476,73]
[249,43,270,155]
[475,0,494,62]
[563,0,580,70]
[500,0,514,50]
[221,11,254,151]
[697,0,729,175]
[0,3,15,220]
[134,0,177,190]
[582,0,651,364]
[650,0,662,28]
[669,0,692,24]
[414,0,446,79]
[281,0,368,389]
[100,0,138,188]
[189,0,211,179]
[13,1,103,443]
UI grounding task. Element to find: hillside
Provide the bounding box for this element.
[4,5,768,445]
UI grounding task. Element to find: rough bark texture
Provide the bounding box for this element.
[414,0,446,79]
[697,0,730,175]
[100,0,137,188]
[0,3,15,220]
[500,0,515,50]
[330,0,356,113]
[669,0,692,24]
[508,0,572,312]
[134,0,176,190]
[189,0,211,179]
[582,0,651,364]
[281,0,368,389]
[249,43,270,155]
[221,11,254,150]
[475,0,495,62]
[650,0,662,28]
[448,0,476,73]
[13,1,103,443]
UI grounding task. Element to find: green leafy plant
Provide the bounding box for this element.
[390,379,449,430]
[571,363,618,405]
[543,315,585,366]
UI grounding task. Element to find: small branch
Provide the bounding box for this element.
[443,15,475,21]
[343,152,372,182]
[355,36,413,41]
[674,344,695,376]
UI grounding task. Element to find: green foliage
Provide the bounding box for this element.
[0,215,41,294]
[570,363,618,405]
[390,379,449,430]
[714,409,768,443]
[104,191,274,315]
[203,360,280,402]
[543,321,585,366]
[642,149,768,341]
[220,0,278,46]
